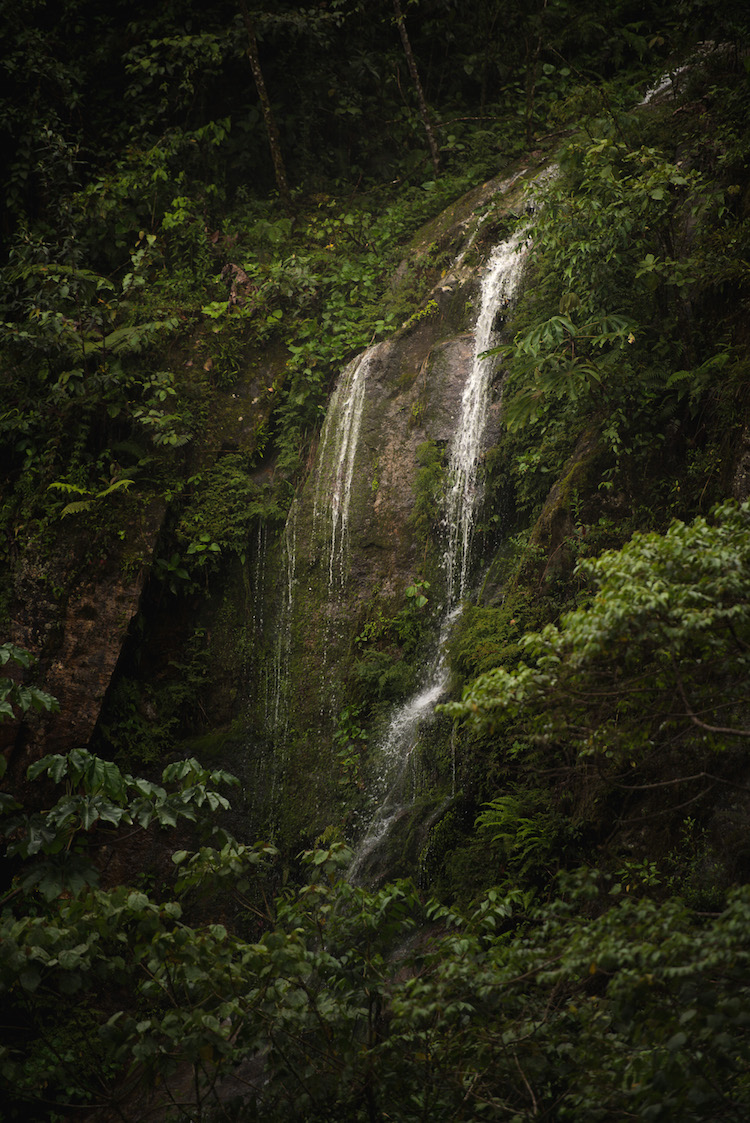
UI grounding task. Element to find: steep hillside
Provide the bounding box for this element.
[2,6,750,1119]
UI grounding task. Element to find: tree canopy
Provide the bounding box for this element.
[444,500,750,764]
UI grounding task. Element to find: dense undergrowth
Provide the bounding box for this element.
[3,0,750,1118]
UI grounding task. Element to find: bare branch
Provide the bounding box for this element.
[673,662,750,739]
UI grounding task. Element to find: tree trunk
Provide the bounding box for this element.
[392,0,440,176]
[238,0,291,210]
[524,0,549,148]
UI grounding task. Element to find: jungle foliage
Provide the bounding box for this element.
[3,0,750,1118]
[443,501,750,891]
[4,752,750,1121]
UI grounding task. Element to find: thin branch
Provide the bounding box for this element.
[515,1051,539,1115]
[673,663,750,739]
[614,771,750,794]
[617,786,715,825]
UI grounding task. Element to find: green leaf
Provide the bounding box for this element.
[19,968,41,992]
[126,891,150,912]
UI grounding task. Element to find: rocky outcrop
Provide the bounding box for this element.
[273,167,540,844]
[4,498,165,773]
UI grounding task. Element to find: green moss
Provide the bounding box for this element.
[420,800,504,904]
[411,439,446,544]
[447,590,551,682]
[350,649,418,710]
[178,717,247,760]
[176,454,286,560]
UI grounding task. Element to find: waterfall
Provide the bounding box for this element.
[348,606,460,880]
[444,230,527,605]
[252,519,268,638]
[349,229,528,882]
[269,340,379,779]
[313,349,372,592]
[639,45,714,106]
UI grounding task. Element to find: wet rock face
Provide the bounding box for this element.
[295,173,533,648]
[275,170,536,843]
[291,307,477,650]
[44,576,148,752]
[350,332,477,592]
[274,321,482,844]
[5,498,165,772]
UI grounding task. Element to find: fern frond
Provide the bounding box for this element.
[48,481,90,497]
[96,479,134,499]
[61,500,93,517]
[83,318,179,356]
[6,263,115,291]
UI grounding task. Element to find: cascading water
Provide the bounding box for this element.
[349,229,528,883]
[313,349,372,593]
[347,605,460,881]
[309,345,378,726]
[444,230,526,605]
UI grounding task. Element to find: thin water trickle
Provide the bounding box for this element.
[639,44,714,106]
[270,499,298,736]
[350,227,529,882]
[253,520,267,637]
[313,349,372,592]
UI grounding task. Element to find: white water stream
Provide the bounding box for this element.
[313,349,372,593]
[349,230,528,882]
[444,230,526,605]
